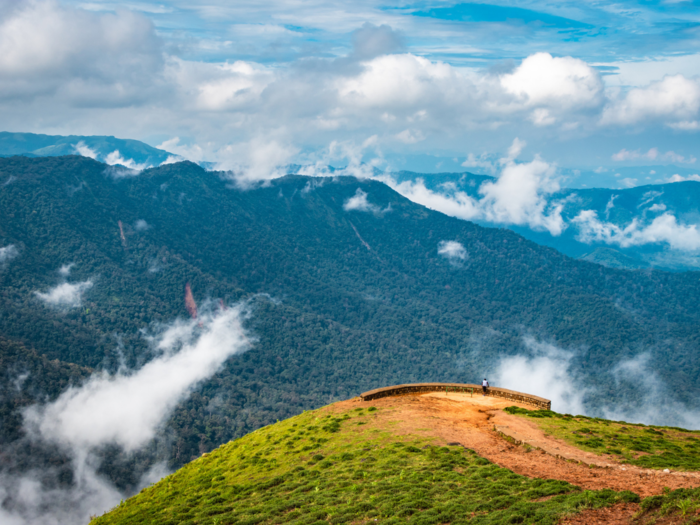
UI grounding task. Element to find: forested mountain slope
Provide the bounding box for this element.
[1,155,700,488]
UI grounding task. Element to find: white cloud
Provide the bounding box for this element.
[620,177,638,188]
[437,240,467,262]
[500,52,603,109]
[322,138,567,235]
[612,147,696,164]
[184,60,275,112]
[492,337,586,415]
[72,141,97,159]
[156,137,204,164]
[104,150,150,171]
[573,210,700,251]
[494,338,700,428]
[386,177,481,220]
[461,152,495,174]
[343,188,389,214]
[1,305,251,525]
[478,141,566,235]
[529,108,556,126]
[58,263,73,277]
[667,120,700,131]
[602,75,700,126]
[134,219,149,231]
[0,0,162,103]
[217,138,298,188]
[602,353,700,429]
[337,53,462,110]
[0,244,19,265]
[25,306,249,451]
[35,280,93,308]
[395,128,424,144]
[668,173,700,182]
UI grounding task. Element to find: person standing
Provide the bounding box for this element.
[482,378,489,396]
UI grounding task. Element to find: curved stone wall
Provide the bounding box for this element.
[359,383,551,410]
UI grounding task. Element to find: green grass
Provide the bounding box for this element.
[635,486,700,523]
[504,406,700,471]
[93,406,639,525]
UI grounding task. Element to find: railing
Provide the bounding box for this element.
[359,383,551,410]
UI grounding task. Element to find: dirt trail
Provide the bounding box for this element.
[330,392,700,498]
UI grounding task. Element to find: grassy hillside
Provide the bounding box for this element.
[92,405,639,525]
[505,407,700,471]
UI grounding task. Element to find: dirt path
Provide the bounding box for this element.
[330,392,700,498]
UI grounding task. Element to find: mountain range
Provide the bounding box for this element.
[2,154,700,493]
[3,131,700,272]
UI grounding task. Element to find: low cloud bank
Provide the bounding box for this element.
[437,240,467,264]
[0,244,19,265]
[573,210,700,251]
[343,188,391,215]
[492,337,700,429]
[73,141,168,174]
[35,280,93,308]
[492,338,586,415]
[301,138,570,236]
[0,304,251,525]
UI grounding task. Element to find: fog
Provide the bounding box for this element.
[0,304,251,525]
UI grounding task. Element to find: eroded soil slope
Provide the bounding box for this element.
[330,393,700,498]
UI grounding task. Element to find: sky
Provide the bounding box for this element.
[1,0,699,183]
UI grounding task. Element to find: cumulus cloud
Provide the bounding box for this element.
[500,52,603,110]
[602,75,700,126]
[437,240,467,263]
[478,149,566,235]
[0,3,696,175]
[573,210,700,251]
[169,58,275,112]
[0,244,19,265]
[1,304,251,525]
[35,280,93,308]
[0,0,162,103]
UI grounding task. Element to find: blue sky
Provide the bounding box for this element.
[2,1,700,186]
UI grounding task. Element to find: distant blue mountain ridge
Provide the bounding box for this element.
[0,131,175,168]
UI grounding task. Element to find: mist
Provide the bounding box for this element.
[0,304,251,525]
[493,336,700,429]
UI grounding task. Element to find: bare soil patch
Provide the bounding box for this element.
[329,392,700,498]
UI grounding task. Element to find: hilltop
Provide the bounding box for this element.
[92,388,700,524]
